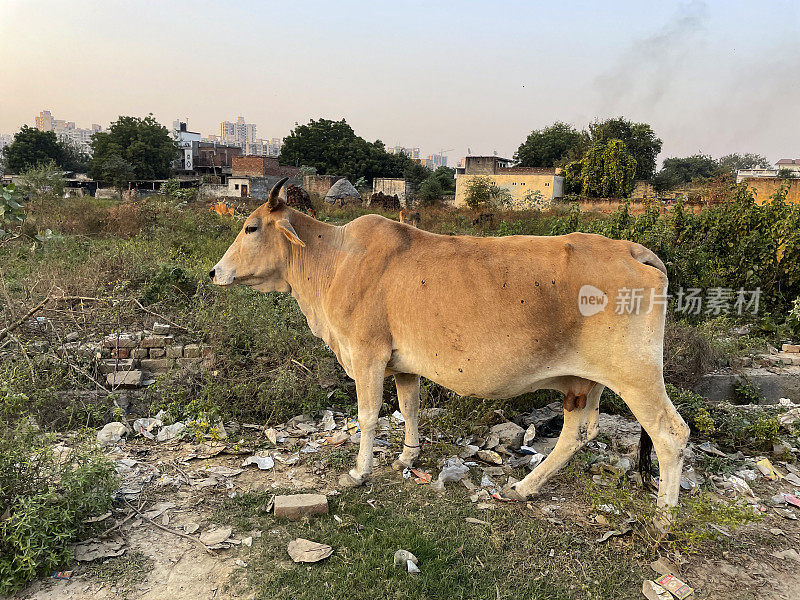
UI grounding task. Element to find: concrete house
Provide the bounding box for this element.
[454,156,564,208]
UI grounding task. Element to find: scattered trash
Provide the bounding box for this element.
[142,502,175,520]
[320,410,336,431]
[476,450,503,465]
[770,527,785,536]
[393,549,420,574]
[650,557,680,576]
[785,473,800,487]
[242,455,275,470]
[771,548,800,563]
[73,537,126,561]
[184,523,200,534]
[655,573,693,599]
[287,538,333,563]
[431,457,469,491]
[489,421,525,449]
[523,424,536,447]
[391,410,405,424]
[242,536,253,547]
[132,417,163,440]
[642,580,672,600]
[785,494,800,508]
[756,458,781,481]
[597,526,631,543]
[465,517,489,525]
[200,526,233,547]
[157,422,186,442]
[697,441,726,457]
[264,427,278,445]
[721,474,756,498]
[84,511,112,524]
[204,466,243,478]
[51,571,73,580]
[97,422,128,445]
[410,468,432,484]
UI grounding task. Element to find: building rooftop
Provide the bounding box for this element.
[776,159,800,166]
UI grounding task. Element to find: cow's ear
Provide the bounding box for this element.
[275,218,306,247]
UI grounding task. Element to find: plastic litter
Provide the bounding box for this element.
[642,580,672,600]
[52,571,73,580]
[655,573,694,599]
[157,422,186,442]
[320,410,336,431]
[200,526,233,547]
[97,422,128,445]
[431,457,469,491]
[410,468,432,484]
[523,424,536,446]
[132,417,162,440]
[73,538,126,561]
[755,458,782,481]
[242,455,275,470]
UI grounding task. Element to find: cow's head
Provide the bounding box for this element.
[209,177,305,292]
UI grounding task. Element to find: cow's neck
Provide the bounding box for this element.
[284,213,344,354]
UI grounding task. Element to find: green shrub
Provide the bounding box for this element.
[0,425,117,594]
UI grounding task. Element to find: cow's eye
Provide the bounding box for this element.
[245,225,258,234]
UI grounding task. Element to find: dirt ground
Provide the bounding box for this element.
[13,417,800,600]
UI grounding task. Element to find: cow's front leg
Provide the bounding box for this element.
[338,359,387,488]
[392,373,421,470]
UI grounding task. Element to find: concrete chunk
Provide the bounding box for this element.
[106,370,143,388]
[140,358,173,372]
[184,343,201,358]
[141,335,172,348]
[166,344,184,358]
[152,322,171,335]
[99,358,136,374]
[102,333,140,349]
[274,494,329,521]
[489,421,525,449]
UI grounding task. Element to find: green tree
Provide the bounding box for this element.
[464,176,513,210]
[432,166,456,193]
[653,154,720,191]
[90,115,177,181]
[403,161,431,194]
[717,153,770,173]
[59,138,91,173]
[98,154,135,192]
[2,126,64,174]
[417,176,443,205]
[514,122,587,168]
[589,117,662,181]
[278,118,410,183]
[566,139,637,198]
[17,161,65,198]
[778,168,797,179]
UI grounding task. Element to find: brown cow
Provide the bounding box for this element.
[210,179,689,527]
[399,208,420,227]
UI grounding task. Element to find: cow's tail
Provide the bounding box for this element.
[638,427,654,485]
[629,243,667,275]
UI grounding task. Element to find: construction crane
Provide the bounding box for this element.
[438,148,454,168]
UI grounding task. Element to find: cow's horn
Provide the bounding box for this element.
[267,177,289,211]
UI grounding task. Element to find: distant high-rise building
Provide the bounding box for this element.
[388,146,420,160]
[34,110,100,154]
[218,116,281,157]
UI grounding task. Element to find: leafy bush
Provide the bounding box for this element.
[0,425,117,594]
[140,263,199,306]
[0,183,25,238]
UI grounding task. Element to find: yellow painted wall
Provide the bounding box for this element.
[454,173,563,208]
[743,178,800,205]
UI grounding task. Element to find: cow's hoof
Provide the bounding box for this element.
[502,484,527,502]
[392,458,412,472]
[338,471,364,488]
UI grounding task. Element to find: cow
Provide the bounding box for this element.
[399,208,420,228]
[210,178,689,527]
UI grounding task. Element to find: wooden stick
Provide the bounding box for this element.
[124,500,214,554]
[0,297,50,343]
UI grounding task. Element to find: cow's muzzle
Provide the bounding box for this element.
[209,264,236,286]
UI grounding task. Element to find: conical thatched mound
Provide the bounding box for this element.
[324,178,361,205]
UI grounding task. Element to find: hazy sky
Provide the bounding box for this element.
[2,0,798,164]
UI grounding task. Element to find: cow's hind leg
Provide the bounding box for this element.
[509,383,603,500]
[392,373,421,470]
[618,378,689,527]
[338,358,387,488]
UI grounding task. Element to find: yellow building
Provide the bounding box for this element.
[454,156,564,208]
